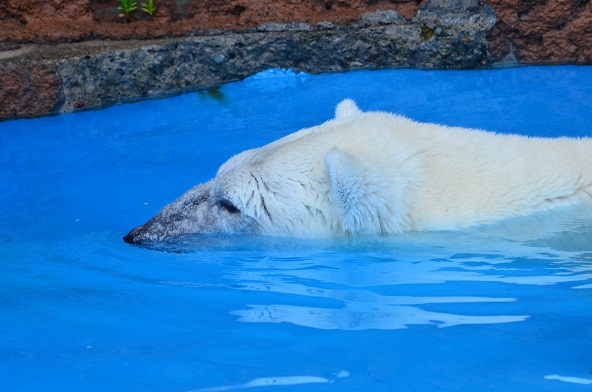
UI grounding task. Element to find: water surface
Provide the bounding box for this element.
[1,66,592,391]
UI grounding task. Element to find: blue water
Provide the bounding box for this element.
[1,66,592,391]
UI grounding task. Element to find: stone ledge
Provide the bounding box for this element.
[0,4,496,121]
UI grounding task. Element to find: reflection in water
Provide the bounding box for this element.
[232,304,527,331]
[227,264,531,330]
[191,371,350,392]
[214,206,592,331]
[544,374,592,385]
[152,204,592,331]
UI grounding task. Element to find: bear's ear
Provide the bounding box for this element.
[335,99,362,120]
[325,148,384,234]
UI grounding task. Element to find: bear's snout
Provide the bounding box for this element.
[123,225,144,244]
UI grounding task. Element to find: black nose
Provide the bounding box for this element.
[123,225,143,244]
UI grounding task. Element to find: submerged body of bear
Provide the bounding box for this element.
[124,100,592,244]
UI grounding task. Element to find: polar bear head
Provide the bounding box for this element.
[124,99,417,245]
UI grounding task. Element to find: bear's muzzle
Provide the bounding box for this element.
[123,225,144,244]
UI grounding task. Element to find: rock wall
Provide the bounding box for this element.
[0,0,591,120]
[0,0,423,43]
[0,0,495,120]
[487,0,592,64]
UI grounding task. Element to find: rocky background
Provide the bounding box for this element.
[1,0,591,120]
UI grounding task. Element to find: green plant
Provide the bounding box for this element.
[141,0,157,18]
[118,0,138,23]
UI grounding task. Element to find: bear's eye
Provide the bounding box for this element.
[218,199,240,214]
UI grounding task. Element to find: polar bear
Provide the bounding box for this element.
[123,99,592,244]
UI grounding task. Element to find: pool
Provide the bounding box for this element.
[1,66,592,391]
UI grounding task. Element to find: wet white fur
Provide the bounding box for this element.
[210,99,592,237]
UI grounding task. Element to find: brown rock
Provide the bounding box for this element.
[1,0,591,65]
[2,0,591,120]
[0,0,424,44]
[0,61,61,119]
[488,0,592,64]
[4,0,93,24]
[0,1,496,120]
